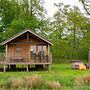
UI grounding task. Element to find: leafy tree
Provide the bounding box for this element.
[0,0,21,32]
[0,0,46,39]
[0,0,47,52]
[51,3,89,60]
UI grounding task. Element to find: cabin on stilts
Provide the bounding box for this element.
[0,29,52,72]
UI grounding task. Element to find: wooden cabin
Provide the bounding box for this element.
[0,29,52,72]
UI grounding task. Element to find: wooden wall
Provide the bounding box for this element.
[7,32,49,62]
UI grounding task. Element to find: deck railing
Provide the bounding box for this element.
[0,53,6,62]
[0,53,52,63]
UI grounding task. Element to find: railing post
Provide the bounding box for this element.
[48,44,50,62]
[27,65,29,72]
[88,48,90,63]
[48,44,50,54]
[41,45,43,62]
[36,45,38,62]
[4,65,6,72]
[6,44,8,62]
[50,53,52,64]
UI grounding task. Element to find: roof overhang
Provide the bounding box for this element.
[0,29,53,45]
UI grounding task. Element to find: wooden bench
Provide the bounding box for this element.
[10,56,24,62]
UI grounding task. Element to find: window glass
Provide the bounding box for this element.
[16,47,22,52]
[31,46,36,53]
[38,46,46,53]
[38,46,42,53]
[43,46,46,53]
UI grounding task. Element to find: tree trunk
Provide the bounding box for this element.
[72,28,76,59]
[88,49,90,63]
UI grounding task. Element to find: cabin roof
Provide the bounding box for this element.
[0,29,52,45]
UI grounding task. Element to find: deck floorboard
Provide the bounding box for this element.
[0,61,51,65]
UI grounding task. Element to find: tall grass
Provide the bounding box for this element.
[0,75,61,90]
[0,64,90,90]
[76,75,90,86]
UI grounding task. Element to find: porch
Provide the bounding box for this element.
[0,53,52,72]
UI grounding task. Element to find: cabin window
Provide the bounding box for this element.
[30,46,36,53]
[16,47,22,52]
[38,45,47,62]
[43,46,46,53]
[38,46,42,53]
[38,46,46,54]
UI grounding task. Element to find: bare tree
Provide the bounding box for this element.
[80,0,90,15]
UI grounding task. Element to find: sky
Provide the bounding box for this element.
[44,0,84,18]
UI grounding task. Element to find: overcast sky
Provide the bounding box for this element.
[44,0,84,18]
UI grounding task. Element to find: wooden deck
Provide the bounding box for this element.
[0,61,51,65]
[0,53,52,72]
[0,61,51,72]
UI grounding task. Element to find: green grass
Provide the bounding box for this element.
[0,64,90,90]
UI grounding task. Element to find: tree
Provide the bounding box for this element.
[51,3,88,60]
[0,0,21,32]
[80,0,90,15]
[0,0,47,52]
[0,0,46,39]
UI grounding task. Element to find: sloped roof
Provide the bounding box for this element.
[0,29,52,45]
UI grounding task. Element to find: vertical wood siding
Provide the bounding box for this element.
[7,32,49,62]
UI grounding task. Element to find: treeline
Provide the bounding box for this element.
[0,0,90,62]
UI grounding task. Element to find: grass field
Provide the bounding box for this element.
[0,64,90,90]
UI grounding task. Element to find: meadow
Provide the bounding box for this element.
[0,64,90,90]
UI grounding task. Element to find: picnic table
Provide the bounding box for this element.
[70,60,84,69]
